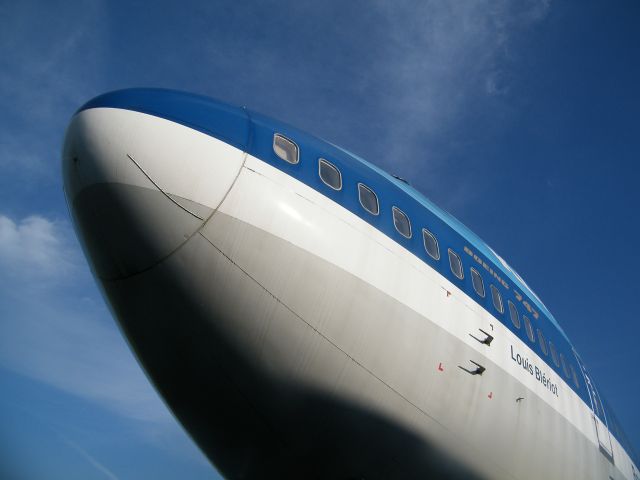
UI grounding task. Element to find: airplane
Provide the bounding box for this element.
[62,88,639,479]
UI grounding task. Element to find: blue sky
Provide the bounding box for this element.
[1,0,639,478]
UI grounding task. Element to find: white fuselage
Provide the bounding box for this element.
[63,105,638,480]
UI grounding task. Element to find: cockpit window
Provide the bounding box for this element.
[358,183,379,215]
[318,158,342,190]
[392,207,412,238]
[273,134,299,164]
[448,249,464,279]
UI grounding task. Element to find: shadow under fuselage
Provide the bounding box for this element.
[99,243,481,480]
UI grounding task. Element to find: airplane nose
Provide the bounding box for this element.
[62,91,248,280]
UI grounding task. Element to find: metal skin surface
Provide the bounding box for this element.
[62,98,636,479]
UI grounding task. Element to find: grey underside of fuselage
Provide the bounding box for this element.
[74,183,622,480]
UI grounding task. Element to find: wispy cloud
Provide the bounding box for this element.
[188,0,551,212]
[355,0,551,166]
[0,0,108,184]
[0,213,171,425]
[0,214,78,280]
[361,0,551,211]
[59,436,120,480]
[0,296,171,424]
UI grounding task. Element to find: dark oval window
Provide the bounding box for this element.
[570,364,581,389]
[490,285,504,314]
[508,301,520,329]
[471,268,485,297]
[422,229,440,260]
[358,183,379,215]
[273,133,299,164]
[523,316,535,343]
[448,249,463,279]
[392,207,412,238]
[549,342,560,367]
[537,329,548,356]
[560,354,571,378]
[318,158,342,190]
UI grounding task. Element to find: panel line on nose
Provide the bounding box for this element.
[100,149,249,283]
[126,153,205,221]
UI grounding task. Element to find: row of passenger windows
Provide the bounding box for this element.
[274,133,581,390]
[451,247,581,389]
[505,294,579,386]
[469,255,581,389]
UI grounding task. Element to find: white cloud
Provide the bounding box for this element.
[370,0,551,152]
[0,214,79,280]
[341,0,553,214]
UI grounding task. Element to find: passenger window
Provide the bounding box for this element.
[318,159,342,190]
[471,268,485,297]
[560,354,570,378]
[549,341,560,367]
[448,249,463,279]
[523,316,535,342]
[570,364,581,389]
[508,301,520,329]
[392,207,412,238]
[358,183,379,215]
[273,134,299,164]
[490,285,504,314]
[422,229,440,260]
[537,329,548,356]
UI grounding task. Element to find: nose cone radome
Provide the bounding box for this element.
[63,92,248,280]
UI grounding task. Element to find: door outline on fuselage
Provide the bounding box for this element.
[574,350,614,462]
